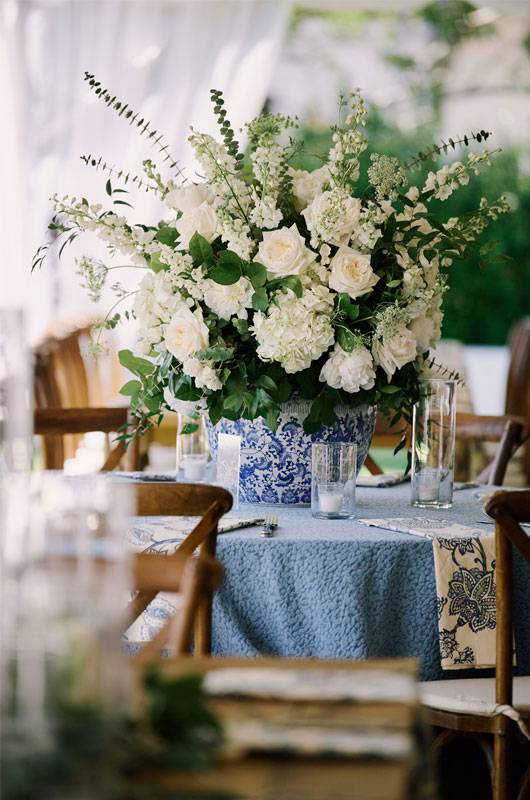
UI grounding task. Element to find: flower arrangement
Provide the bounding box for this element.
[37,73,508,439]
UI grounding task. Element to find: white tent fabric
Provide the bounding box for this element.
[0,0,290,338]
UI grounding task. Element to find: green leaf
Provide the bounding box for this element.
[345,303,360,321]
[155,226,178,247]
[119,379,141,397]
[379,384,401,394]
[211,260,241,285]
[255,375,278,396]
[233,319,249,336]
[195,346,234,363]
[386,279,401,288]
[149,253,169,273]
[224,394,243,412]
[337,327,355,352]
[252,288,268,311]
[181,422,199,435]
[105,178,112,196]
[118,349,155,378]
[189,232,214,266]
[267,275,303,298]
[244,261,267,289]
[218,249,242,270]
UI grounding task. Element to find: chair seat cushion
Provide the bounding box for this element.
[420,676,530,716]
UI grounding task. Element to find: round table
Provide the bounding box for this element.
[211,485,530,681]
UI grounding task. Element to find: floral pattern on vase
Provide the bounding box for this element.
[206,402,376,505]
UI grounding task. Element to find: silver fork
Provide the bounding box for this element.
[261,512,278,538]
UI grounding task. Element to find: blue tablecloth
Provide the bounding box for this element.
[125,483,530,680]
[207,486,530,681]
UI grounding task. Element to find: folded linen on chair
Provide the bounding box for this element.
[359,517,499,671]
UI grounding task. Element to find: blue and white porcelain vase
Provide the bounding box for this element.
[206,401,376,505]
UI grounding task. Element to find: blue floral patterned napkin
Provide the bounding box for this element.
[359,517,497,670]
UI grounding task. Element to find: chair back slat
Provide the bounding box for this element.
[486,491,530,709]
[125,483,232,656]
[132,482,233,518]
[130,553,224,659]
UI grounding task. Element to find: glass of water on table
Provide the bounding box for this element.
[176,413,209,482]
[411,379,456,509]
[311,442,357,519]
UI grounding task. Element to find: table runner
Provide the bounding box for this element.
[359,518,496,670]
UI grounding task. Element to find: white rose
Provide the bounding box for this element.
[165,183,211,213]
[256,224,315,278]
[289,165,330,211]
[203,276,253,321]
[409,300,443,353]
[164,304,209,362]
[328,247,379,300]
[176,202,218,250]
[372,326,417,381]
[182,357,222,392]
[320,344,376,393]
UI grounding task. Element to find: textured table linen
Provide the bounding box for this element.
[127,485,530,680]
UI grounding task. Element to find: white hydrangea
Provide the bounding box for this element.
[302,188,361,248]
[252,285,335,373]
[320,344,376,393]
[182,357,222,392]
[203,276,253,320]
[289,165,330,211]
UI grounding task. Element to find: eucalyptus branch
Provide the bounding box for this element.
[83,72,185,178]
[405,130,492,171]
[426,358,465,386]
[80,154,158,192]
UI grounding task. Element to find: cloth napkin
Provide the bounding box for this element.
[359,517,497,670]
[124,515,264,645]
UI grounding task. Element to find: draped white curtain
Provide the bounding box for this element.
[0,0,290,339]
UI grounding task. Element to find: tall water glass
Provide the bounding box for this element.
[311,443,357,519]
[411,380,456,509]
[176,413,209,482]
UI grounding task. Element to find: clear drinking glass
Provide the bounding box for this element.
[411,379,456,509]
[176,413,209,482]
[311,443,357,519]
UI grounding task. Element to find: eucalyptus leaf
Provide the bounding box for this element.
[211,261,241,285]
[252,288,268,311]
[244,261,267,288]
[337,327,355,352]
[155,226,178,247]
[189,232,214,266]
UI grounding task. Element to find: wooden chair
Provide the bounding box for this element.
[33,407,139,471]
[130,552,224,659]
[125,482,233,655]
[34,325,140,471]
[420,490,530,800]
[366,412,527,485]
[133,655,424,800]
[505,320,530,484]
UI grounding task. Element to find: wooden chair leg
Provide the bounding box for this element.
[194,531,217,656]
[494,716,512,800]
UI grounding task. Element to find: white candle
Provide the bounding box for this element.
[182,457,207,482]
[319,490,344,514]
[416,469,440,502]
